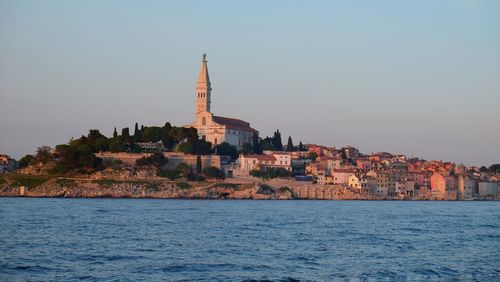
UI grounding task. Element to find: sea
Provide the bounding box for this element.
[0,198,499,281]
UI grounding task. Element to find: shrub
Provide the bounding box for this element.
[203,166,225,179]
[136,153,168,168]
[250,168,292,179]
[187,173,205,182]
[176,182,191,189]
[156,168,181,180]
[12,176,49,188]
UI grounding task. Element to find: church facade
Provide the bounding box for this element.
[187,54,258,151]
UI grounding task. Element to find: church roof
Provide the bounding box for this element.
[213,115,257,133]
[198,53,210,83]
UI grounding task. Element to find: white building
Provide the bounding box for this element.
[239,151,292,172]
[187,54,258,151]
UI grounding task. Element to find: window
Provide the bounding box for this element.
[202,117,206,126]
[214,138,217,145]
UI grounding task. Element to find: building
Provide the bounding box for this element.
[478,182,498,200]
[0,155,16,173]
[239,151,292,172]
[332,168,355,185]
[348,174,361,190]
[136,142,165,152]
[187,54,258,151]
[430,172,446,198]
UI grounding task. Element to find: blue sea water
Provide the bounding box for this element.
[0,199,499,281]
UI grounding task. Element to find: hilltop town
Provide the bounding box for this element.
[1,54,499,200]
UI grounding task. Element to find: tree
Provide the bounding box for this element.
[309,152,318,161]
[135,152,168,168]
[195,140,213,155]
[109,139,125,152]
[160,122,174,150]
[299,141,304,151]
[243,143,253,155]
[113,127,118,138]
[252,132,262,154]
[94,138,109,152]
[215,142,238,161]
[203,166,225,179]
[121,127,131,143]
[272,129,283,151]
[134,122,139,136]
[143,126,162,142]
[489,164,500,173]
[177,142,194,154]
[33,146,52,164]
[176,162,191,176]
[196,155,202,174]
[18,154,34,168]
[133,122,143,142]
[287,136,295,151]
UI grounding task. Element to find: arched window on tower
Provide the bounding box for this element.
[202,117,206,126]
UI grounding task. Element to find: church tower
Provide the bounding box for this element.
[196,53,211,114]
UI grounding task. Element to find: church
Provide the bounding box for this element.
[187,54,258,151]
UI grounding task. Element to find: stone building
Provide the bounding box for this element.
[187,54,258,151]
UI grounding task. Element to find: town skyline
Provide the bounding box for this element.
[1,1,499,166]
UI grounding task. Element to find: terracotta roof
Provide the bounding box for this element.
[213,115,257,133]
[243,154,276,161]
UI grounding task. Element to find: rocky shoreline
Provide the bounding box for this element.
[1,175,496,200]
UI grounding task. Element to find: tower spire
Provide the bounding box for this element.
[196,53,212,113]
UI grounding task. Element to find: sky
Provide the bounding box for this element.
[0,0,499,166]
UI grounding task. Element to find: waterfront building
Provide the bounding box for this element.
[348,174,361,190]
[187,54,258,150]
[0,154,16,173]
[332,168,354,185]
[430,172,446,198]
[239,151,292,172]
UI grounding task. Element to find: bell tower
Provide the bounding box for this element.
[196,53,211,114]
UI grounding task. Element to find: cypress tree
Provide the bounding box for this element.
[134,123,139,136]
[287,136,294,151]
[113,127,118,138]
[272,129,283,151]
[196,155,202,174]
[299,141,304,151]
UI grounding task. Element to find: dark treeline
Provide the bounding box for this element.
[17,122,308,174]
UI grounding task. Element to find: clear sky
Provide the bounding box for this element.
[1,0,499,166]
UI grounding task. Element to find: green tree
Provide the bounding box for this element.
[135,152,168,167]
[489,164,500,173]
[143,126,162,142]
[252,132,262,154]
[161,122,174,150]
[109,139,125,152]
[196,155,202,174]
[33,146,52,164]
[243,143,253,155]
[176,162,191,176]
[121,128,131,143]
[18,154,34,168]
[299,141,304,151]
[203,166,225,179]
[94,138,109,152]
[113,127,118,138]
[272,129,283,151]
[133,122,143,142]
[215,142,238,161]
[195,140,213,155]
[177,142,194,154]
[287,136,295,151]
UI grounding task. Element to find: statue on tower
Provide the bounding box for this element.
[202,53,207,62]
